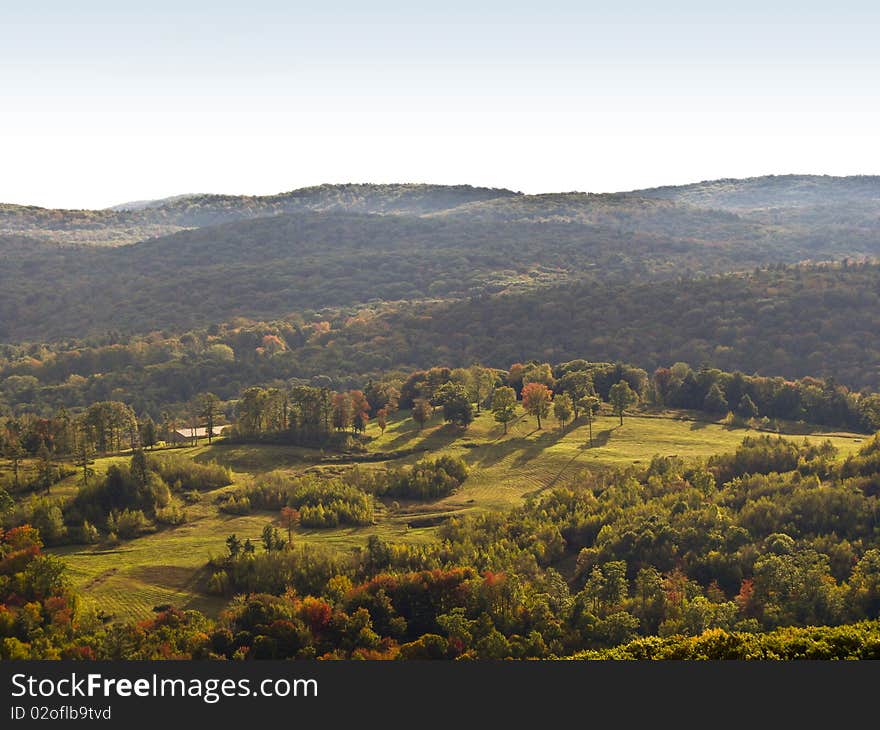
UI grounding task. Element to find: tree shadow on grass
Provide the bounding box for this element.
[581,427,615,449]
[511,426,570,468]
[384,419,425,450]
[416,423,467,452]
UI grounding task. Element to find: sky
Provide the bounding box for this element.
[2,1,879,209]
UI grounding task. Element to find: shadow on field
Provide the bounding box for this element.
[584,427,615,448]
[511,426,569,467]
[385,419,424,449]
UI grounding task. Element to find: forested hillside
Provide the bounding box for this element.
[3,191,880,342]
[636,174,880,210]
[0,184,516,247]
[0,208,819,341]
[3,262,878,416]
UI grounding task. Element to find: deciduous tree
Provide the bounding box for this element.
[412,399,433,431]
[491,386,518,434]
[522,382,552,430]
[609,381,637,426]
[553,393,573,429]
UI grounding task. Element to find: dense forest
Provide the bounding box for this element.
[2,263,880,420]
[3,176,880,340]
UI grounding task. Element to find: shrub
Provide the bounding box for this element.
[361,456,469,500]
[107,509,149,539]
[155,501,187,526]
[149,456,232,491]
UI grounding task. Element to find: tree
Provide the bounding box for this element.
[507,363,526,396]
[130,448,149,488]
[737,394,760,420]
[237,387,268,437]
[280,506,300,546]
[3,428,24,489]
[261,524,285,553]
[197,393,221,443]
[226,533,242,558]
[332,392,353,431]
[579,395,601,446]
[557,370,594,419]
[73,428,96,486]
[467,365,496,412]
[35,444,56,495]
[523,362,555,388]
[522,382,552,429]
[376,408,389,435]
[364,381,400,415]
[491,386,518,434]
[412,399,433,431]
[140,417,158,450]
[553,393,573,429]
[349,390,371,434]
[858,393,880,432]
[435,383,474,428]
[704,383,729,415]
[609,381,637,426]
[0,485,13,520]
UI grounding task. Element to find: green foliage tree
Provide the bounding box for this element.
[262,524,285,553]
[140,417,158,450]
[557,370,595,419]
[553,393,573,429]
[467,364,496,412]
[704,383,729,414]
[35,444,56,495]
[435,383,474,428]
[197,392,221,443]
[3,428,25,489]
[579,395,601,447]
[491,386,518,434]
[609,380,638,426]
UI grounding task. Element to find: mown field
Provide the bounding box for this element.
[45,408,866,621]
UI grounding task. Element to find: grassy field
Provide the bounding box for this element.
[41,407,865,621]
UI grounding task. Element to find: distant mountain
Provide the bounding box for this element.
[107,194,198,211]
[0,183,518,246]
[148,183,519,224]
[2,176,880,342]
[633,174,880,211]
[5,175,880,247]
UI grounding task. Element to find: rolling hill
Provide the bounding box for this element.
[2,176,880,343]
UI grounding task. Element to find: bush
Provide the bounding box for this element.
[107,509,149,539]
[149,456,232,491]
[229,472,374,527]
[219,495,251,515]
[362,456,469,500]
[77,521,100,544]
[155,501,187,526]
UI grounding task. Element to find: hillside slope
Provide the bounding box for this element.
[0,183,518,246]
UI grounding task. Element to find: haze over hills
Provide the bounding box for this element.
[1,175,879,343]
[0,183,518,246]
[636,174,880,211]
[3,175,879,246]
[107,193,198,212]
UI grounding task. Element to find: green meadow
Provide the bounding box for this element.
[48,408,865,621]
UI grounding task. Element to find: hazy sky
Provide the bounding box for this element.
[2,1,879,208]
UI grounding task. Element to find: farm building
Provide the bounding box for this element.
[168,425,230,443]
